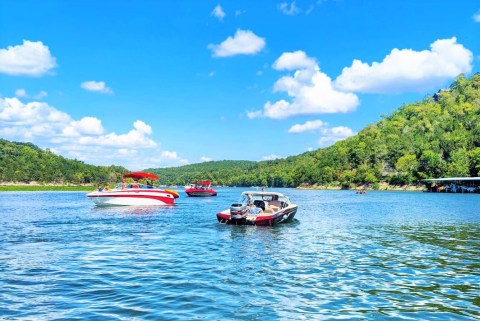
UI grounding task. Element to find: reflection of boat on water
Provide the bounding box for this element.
[185,180,217,197]
[86,172,180,206]
[217,191,297,226]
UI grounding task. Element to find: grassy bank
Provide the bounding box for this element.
[0,185,95,192]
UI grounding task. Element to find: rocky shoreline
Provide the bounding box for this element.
[297,182,426,192]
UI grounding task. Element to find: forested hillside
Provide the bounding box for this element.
[0,140,128,184]
[2,74,479,188]
[145,160,257,186]
[149,74,480,188]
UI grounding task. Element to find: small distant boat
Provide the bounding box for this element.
[86,172,180,206]
[185,180,217,197]
[217,191,297,226]
[356,189,367,195]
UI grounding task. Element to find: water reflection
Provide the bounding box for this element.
[0,190,479,320]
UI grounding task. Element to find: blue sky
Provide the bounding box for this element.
[0,0,479,170]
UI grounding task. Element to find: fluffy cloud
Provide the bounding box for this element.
[212,5,226,21]
[62,117,104,137]
[288,120,327,133]
[208,29,266,57]
[248,51,359,119]
[14,89,48,99]
[334,37,473,93]
[35,91,48,99]
[0,97,184,169]
[81,81,113,94]
[159,150,189,166]
[261,154,282,161]
[200,156,213,162]
[273,50,317,71]
[0,40,57,76]
[78,120,156,148]
[318,126,356,146]
[288,119,356,146]
[473,10,480,22]
[278,1,301,15]
[0,97,70,128]
[15,89,27,98]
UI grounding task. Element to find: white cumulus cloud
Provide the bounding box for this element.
[212,4,226,21]
[208,29,266,57]
[35,91,48,99]
[63,117,104,137]
[473,10,480,22]
[14,89,48,99]
[334,37,473,93]
[318,126,356,146]
[0,97,169,169]
[278,1,301,15]
[0,40,57,76]
[0,97,70,128]
[78,120,155,148]
[200,156,213,162]
[15,89,27,98]
[288,120,327,133]
[273,50,317,71]
[160,150,189,166]
[248,51,359,119]
[261,154,282,161]
[81,81,113,94]
[287,119,355,146]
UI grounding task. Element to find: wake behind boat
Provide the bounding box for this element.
[86,172,180,206]
[217,191,297,226]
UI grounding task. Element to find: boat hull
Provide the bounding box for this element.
[86,189,177,206]
[217,205,297,226]
[185,189,217,197]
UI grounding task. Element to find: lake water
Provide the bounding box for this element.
[0,188,479,320]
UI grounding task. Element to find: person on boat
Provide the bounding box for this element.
[121,179,127,190]
[97,184,103,192]
[104,185,110,191]
[248,204,261,215]
[131,180,140,189]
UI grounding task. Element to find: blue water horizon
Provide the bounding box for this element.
[1,189,479,320]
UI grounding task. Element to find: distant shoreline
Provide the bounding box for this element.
[0,182,426,192]
[297,183,426,192]
[0,183,95,192]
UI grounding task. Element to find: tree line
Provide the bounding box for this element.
[1,74,479,188]
[0,140,128,184]
[150,74,480,188]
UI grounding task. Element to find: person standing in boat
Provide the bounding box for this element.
[121,179,127,190]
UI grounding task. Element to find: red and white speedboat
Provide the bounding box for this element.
[87,172,180,206]
[185,180,217,197]
[217,191,298,226]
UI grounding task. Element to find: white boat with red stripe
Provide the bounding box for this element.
[86,172,180,206]
[217,191,298,226]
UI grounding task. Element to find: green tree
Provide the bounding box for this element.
[447,148,470,177]
[395,153,418,184]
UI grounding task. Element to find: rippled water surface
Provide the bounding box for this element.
[1,189,479,320]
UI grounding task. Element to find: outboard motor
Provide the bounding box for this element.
[230,203,247,219]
